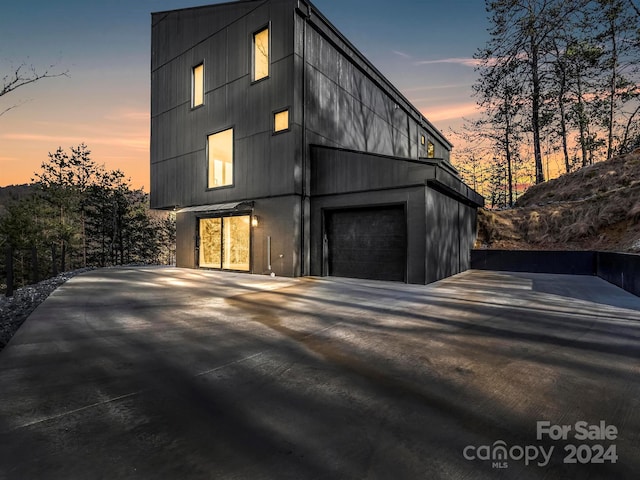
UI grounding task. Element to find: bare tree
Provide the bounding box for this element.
[1,63,67,117]
[476,0,590,184]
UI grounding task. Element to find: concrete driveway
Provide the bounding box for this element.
[0,267,639,480]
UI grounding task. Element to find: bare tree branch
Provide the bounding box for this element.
[629,0,640,18]
[1,103,21,118]
[1,63,68,100]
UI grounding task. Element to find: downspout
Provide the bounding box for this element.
[300,1,311,276]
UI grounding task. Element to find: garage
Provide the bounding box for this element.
[324,205,407,282]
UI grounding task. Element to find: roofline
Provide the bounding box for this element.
[151,0,266,17]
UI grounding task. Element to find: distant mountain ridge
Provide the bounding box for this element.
[0,184,36,216]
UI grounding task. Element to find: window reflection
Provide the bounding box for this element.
[199,218,221,268]
[253,27,269,81]
[427,140,435,158]
[223,216,250,271]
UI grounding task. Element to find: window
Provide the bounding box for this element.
[427,141,435,158]
[208,128,233,188]
[421,135,426,146]
[274,109,289,133]
[199,216,250,271]
[192,63,204,107]
[199,218,221,267]
[253,27,269,81]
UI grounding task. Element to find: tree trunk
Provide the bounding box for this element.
[30,245,39,284]
[61,241,66,272]
[51,243,58,276]
[558,79,570,173]
[531,41,545,184]
[577,75,590,167]
[505,116,514,207]
[607,14,618,160]
[5,245,14,297]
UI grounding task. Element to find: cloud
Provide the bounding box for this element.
[402,83,474,95]
[420,102,481,122]
[104,109,149,121]
[413,57,482,68]
[392,50,412,59]
[2,133,149,151]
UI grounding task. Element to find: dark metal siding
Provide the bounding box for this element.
[298,10,451,163]
[151,0,300,210]
[425,189,459,283]
[325,206,406,282]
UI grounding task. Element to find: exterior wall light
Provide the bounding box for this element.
[251,215,259,227]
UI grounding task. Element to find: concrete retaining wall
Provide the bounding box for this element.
[471,250,640,297]
[596,252,640,298]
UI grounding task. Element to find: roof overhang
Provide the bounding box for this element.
[176,201,254,214]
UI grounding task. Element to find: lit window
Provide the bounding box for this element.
[427,141,435,158]
[421,135,425,146]
[208,128,233,188]
[192,63,204,107]
[199,216,250,271]
[253,27,269,81]
[274,109,289,132]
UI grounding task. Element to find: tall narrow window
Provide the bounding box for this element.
[274,109,289,133]
[199,218,221,268]
[427,140,435,158]
[253,27,269,81]
[208,128,233,188]
[192,63,204,107]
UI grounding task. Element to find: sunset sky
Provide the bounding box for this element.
[0,0,489,191]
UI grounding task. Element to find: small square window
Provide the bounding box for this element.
[192,63,204,107]
[274,109,289,133]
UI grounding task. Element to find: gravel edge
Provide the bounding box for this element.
[0,268,95,351]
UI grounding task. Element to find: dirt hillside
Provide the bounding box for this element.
[476,150,640,252]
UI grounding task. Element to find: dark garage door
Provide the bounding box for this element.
[325,205,406,282]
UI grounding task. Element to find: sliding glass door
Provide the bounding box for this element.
[199,215,250,271]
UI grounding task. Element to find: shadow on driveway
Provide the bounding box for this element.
[0,267,639,479]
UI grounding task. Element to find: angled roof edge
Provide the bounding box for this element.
[151,0,266,17]
[299,0,453,149]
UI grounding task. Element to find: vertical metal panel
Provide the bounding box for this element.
[176,212,196,268]
[227,17,248,83]
[247,195,300,276]
[425,188,461,283]
[458,203,476,271]
[206,31,228,91]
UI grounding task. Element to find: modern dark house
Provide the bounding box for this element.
[150,0,483,284]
